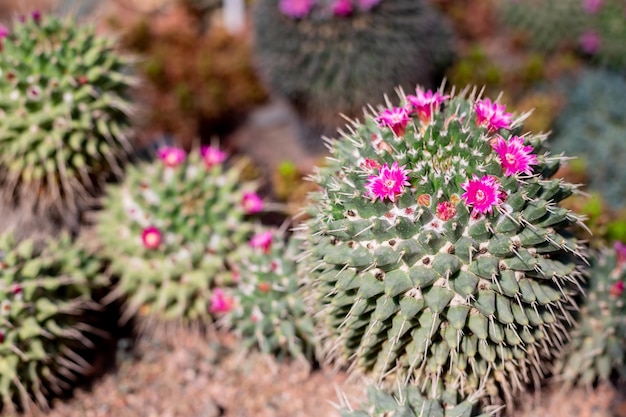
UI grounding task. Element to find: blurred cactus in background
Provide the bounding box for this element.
[252,0,455,151]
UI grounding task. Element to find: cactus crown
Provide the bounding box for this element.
[0,13,135,220]
[303,86,587,408]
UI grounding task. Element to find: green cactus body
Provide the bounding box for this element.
[252,0,455,148]
[223,229,317,361]
[554,244,626,388]
[0,233,109,411]
[303,87,587,407]
[340,384,496,417]
[0,14,135,231]
[97,146,261,324]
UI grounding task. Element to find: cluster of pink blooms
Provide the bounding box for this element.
[279,0,382,19]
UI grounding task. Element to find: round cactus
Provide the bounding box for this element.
[0,13,135,233]
[0,233,110,412]
[302,86,587,407]
[553,243,626,388]
[222,228,317,361]
[96,146,263,324]
[252,0,455,149]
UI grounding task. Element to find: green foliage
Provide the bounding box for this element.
[223,229,317,361]
[303,87,586,408]
[253,0,455,144]
[549,69,626,209]
[0,233,109,411]
[97,148,259,323]
[553,245,626,388]
[0,14,135,230]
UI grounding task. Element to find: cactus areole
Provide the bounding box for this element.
[304,86,587,406]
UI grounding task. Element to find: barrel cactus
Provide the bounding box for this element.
[252,0,455,150]
[553,243,626,388]
[0,233,110,412]
[0,13,135,234]
[222,228,317,361]
[303,86,587,408]
[97,146,263,324]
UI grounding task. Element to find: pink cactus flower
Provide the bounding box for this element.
[200,145,227,168]
[242,192,264,214]
[279,0,315,18]
[141,226,162,250]
[610,281,624,297]
[582,0,603,13]
[157,146,186,168]
[461,174,501,215]
[436,201,457,221]
[31,10,41,23]
[365,161,411,202]
[332,0,353,16]
[475,98,513,132]
[250,231,273,253]
[491,135,538,176]
[209,288,234,313]
[376,107,411,136]
[579,30,601,54]
[0,25,9,39]
[357,0,382,10]
[406,88,449,123]
[615,241,626,264]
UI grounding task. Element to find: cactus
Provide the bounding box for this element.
[301,86,587,409]
[0,233,110,412]
[548,69,626,209]
[96,146,263,324]
[0,13,135,234]
[222,228,317,361]
[553,243,626,388]
[252,0,455,149]
[339,384,496,417]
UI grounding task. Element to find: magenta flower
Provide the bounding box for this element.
[200,145,227,168]
[461,175,501,214]
[406,88,449,123]
[376,107,411,136]
[209,288,234,313]
[365,161,411,202]
[475,98,513,132]
[0,25,9,39]
[610,281,625,297]
[242,192,264,214]
[491,135,538,176]
[157,146,186,168]
[250,231,273,253]
[31,10,42,23]
[141,226,162,250]
[579,30,601,54]
[582,0,603,14]
[357,0,382,10]
[615,241,626,264]
[332,0,353,16]
[436,201,457,221]
[279,0,315,18]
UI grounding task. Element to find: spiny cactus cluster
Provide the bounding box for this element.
[554,243,626,388]
[97,146,263,324]
[252,0,455,149]
[0,233,109,412]
[0,13,135,234]
[222,228,317,361]
[339,384,495,417]
[548,69,626,209]
[301,86,587,409]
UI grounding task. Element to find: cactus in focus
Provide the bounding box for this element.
[0,13,135,234]
[339,384,496,417]
[252,0,455,149]
[97,146,263,323]
[0,233,109,411]
[549,69,626,209]
[223,228,317,361]
[301,86,587,408]
[553,243,626,388]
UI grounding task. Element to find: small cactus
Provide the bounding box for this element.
[0,13,135,234]
[554,243,626,388]
[302,86,587,408]
[97,145,263,324]
[0,233,110,412]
